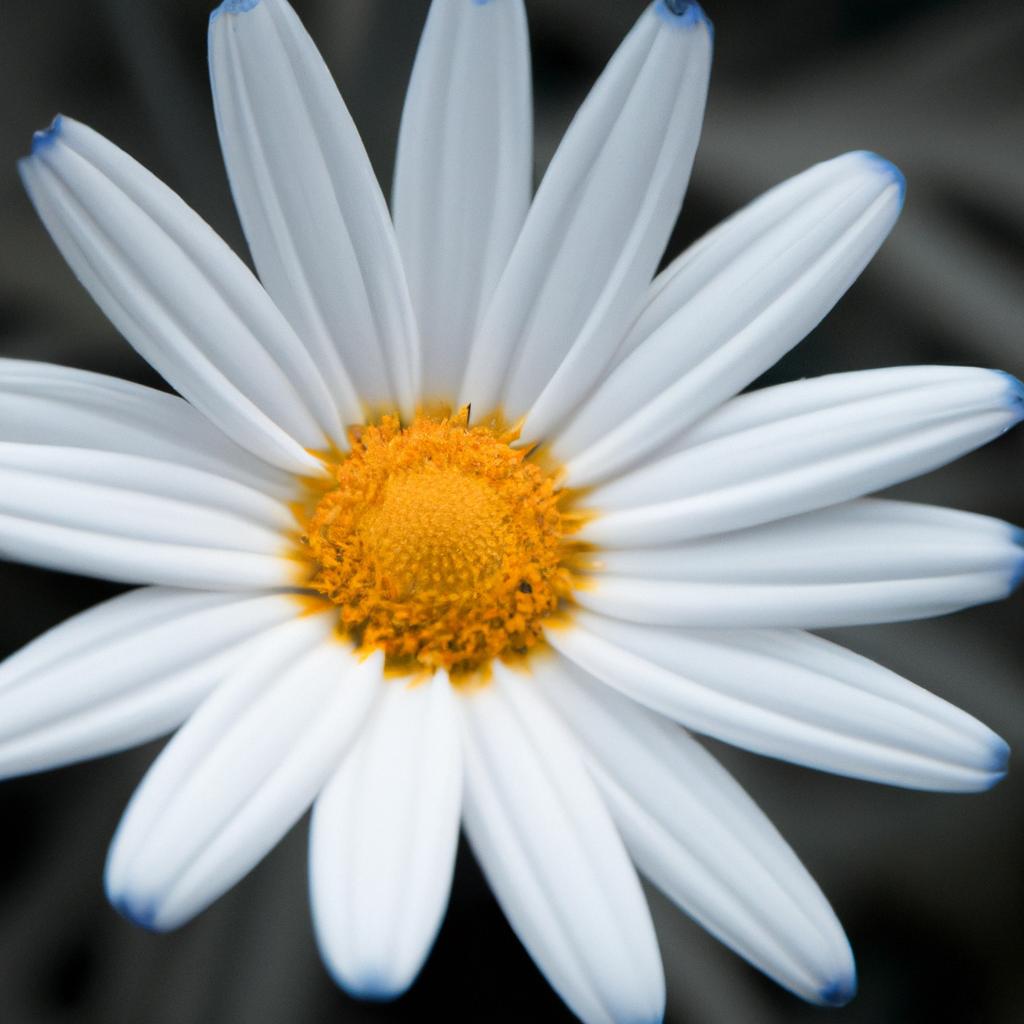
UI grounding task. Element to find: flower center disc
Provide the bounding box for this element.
[303,410,573,679]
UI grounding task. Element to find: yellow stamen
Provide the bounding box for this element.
[298,408,580,680]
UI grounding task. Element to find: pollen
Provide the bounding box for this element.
[299,409,578,679]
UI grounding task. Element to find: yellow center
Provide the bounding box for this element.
[299,409,577,679]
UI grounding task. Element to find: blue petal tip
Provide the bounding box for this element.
[980,736,1010,791]
[112,893,161,932]
[31,114,64,155]
[1011,548,1024,595]
[987,736,1010,779]
[338,974,406,1003]
[210,0,261,23]
[819,975,857,1007]
[858,151,906,203]
[994,370,1024,421]
[655,0,711,31]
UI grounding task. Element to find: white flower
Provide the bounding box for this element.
[3,0,1021,1021]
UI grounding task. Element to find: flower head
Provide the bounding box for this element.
[2,0,1020,1021]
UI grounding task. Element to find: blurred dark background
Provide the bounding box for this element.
[1,1,1023,1021]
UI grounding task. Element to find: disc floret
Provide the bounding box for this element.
[302,409,575,678]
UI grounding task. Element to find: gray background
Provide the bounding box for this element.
[0,1,1022,1021]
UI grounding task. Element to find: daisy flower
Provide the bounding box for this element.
[3,0,1021,1020]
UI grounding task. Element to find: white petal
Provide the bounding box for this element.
[461,2,712,436]
[21,116,335,474]
[589,498,1019,581]
[0,517,298,591]
[539,657,855,1005]
[0,442,291,535]
[210,0,418,417]
[0,443,301,589]
[580,576,1016,630]
[584,367,1024,547]
[460,663,663,1024]
[310,671,462,999]
[393,0,531,403]
[105,616,381,931]
[0,588,306,779]
[0,358,295,501]
[557,152,905,485]
[577,499,1023,627]
[548,615,1008,791]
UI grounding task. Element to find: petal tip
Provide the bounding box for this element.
[210,0,261,23]
[985,735,1010,784]
[994,370,1024,422]
[654,0,712,31]
[1010,547,1024,594]
[333,971,408,1004]
[30,114,64,156]
[818,974,857,1007]
[856,150,906,203]
[110,892,163,933]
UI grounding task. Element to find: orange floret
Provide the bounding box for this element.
[299,409,578,680]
